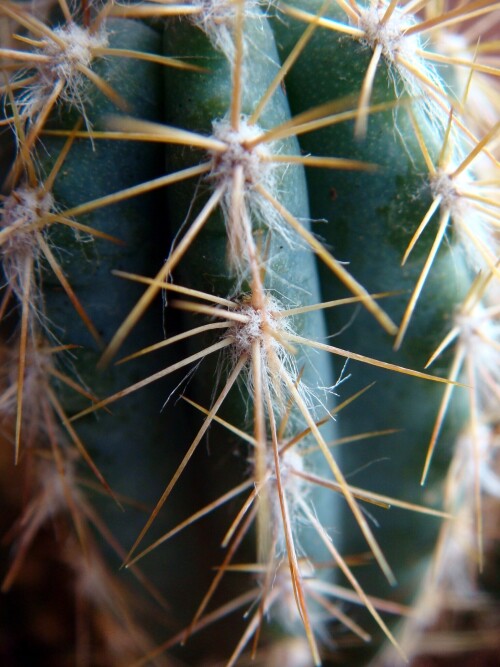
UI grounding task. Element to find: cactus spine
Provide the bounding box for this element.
[0,0,499,665]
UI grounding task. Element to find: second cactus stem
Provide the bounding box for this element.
[0,0,499,665]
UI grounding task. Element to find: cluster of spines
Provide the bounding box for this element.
[94,3,500,664]
[0,0,499,665]
[295,0,500,661]
[0,2,182,664]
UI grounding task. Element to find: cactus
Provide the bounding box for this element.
[0,0,499,665]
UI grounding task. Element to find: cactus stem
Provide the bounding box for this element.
[61,161,211,220]
[36,233,103,345]
[122,375,444,663]
[47,386,121,506]
[99,172,219,366]
[1,2,201,165]
[281,0,499,155]
[186,494,258,643]
[0,139,117,462]
[1,2,498,662]
[100,262,409,654]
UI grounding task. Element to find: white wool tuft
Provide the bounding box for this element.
[1,186,54,302]
[209,116,298,276]
[14,23,108,125]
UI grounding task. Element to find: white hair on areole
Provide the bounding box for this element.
[456,300,500,415]
[13,23,108,126]
[208,116,300,275]
[0,186,53,309]
[225,293,302,406]
[191,0,264,60]
[356,0,451,133]
[430,159,499,273]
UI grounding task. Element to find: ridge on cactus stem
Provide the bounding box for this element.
[270,0,498,663]
[0,8,211,665]
[0,117,114,466]
[278,0,500,137]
